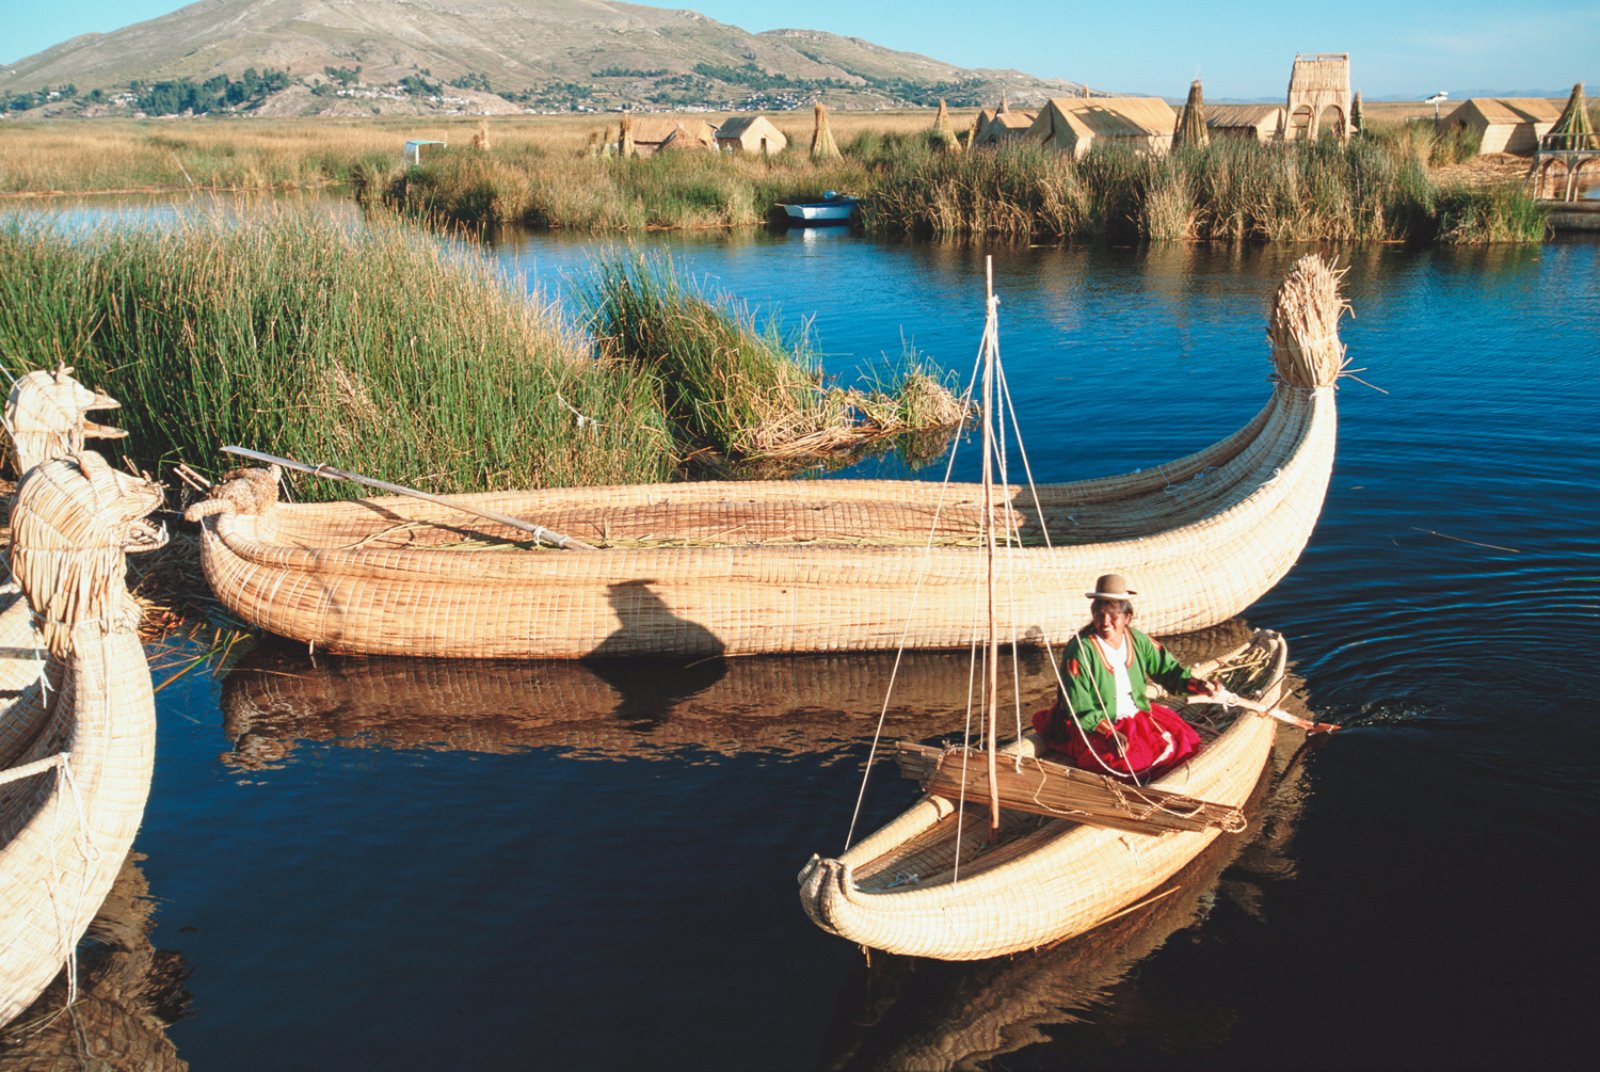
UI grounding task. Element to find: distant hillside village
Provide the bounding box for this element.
[6,50,1592,183]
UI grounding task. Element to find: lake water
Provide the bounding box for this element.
[2,206,1597,1070]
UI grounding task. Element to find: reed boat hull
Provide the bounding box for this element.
[195,387,1335,659]
[795,633,1287,960]
[0,627,156,1026]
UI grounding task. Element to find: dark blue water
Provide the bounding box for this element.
[7,220,1599,1070]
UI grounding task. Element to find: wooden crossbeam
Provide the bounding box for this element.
[896,742,1246,837]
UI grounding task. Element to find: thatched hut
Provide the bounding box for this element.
[715,115,788,155]
[1174,80,1210,149]
[1285,53,1351,141]
[1206,104,1287,144]
[1023,97,1176,158]
[1444,97,1563,154]
[810,102,842,161]
[971,98,1036,148]
[622,117,717,156]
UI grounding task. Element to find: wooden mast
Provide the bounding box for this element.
[981,257,1002,838]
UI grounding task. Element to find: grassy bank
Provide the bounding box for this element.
[856,134,1545,243]
[0,210,677,493]
[0,210,961,495]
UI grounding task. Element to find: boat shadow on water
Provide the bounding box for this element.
[817,699,1323,1071]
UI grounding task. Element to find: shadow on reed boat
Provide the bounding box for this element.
[0,854,192,1070]
[816,705,1320,1071]
[186,257,1349,660]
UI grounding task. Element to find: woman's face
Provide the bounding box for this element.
[1090,599,1130,641]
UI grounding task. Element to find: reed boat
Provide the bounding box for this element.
[796,629,1289,960]
[0,368,130,741]
[188,256,1348,661]
[795,260,1339,961]
[0,452,166,1028]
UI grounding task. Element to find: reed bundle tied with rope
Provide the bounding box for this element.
[1175,80,1210,149]
[810,102,842,162]
[1268,253,1350,389]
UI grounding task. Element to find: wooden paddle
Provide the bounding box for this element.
[1210,689,1340,735]
[222,446,598,551]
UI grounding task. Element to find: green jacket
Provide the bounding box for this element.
[1051,626,1196,737]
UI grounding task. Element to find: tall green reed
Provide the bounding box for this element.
[0,209,676,496]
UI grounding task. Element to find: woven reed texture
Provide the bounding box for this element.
[795,631,1288,960]
[194,257,1344,659]
[1,454,160,1028]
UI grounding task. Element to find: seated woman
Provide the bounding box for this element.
[1032,573,1216,780]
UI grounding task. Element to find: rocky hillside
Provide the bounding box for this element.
[1,0,1080,117]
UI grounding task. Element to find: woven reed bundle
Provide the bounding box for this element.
[1175,80,1210,149]
[810,102,842,161]
[932,98,961,152]
[0,452,162,1028]
[796,631,1288,960]
[193,257,1346,658]
[1269,254,1350,390]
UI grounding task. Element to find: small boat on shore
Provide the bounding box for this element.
[780,191,858,224]
[187,255,1347,661]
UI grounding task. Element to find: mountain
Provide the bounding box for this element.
[0,0,1081,117]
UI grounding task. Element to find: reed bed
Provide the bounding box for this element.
[580,254,964,461]
[0,208,677,496]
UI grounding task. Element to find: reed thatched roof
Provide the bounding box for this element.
[626,116,717,150]
[715,115,788,154]
[1025,97,1176,156]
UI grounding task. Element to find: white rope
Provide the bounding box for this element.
[841,301,988,852]
[0,750,69,787]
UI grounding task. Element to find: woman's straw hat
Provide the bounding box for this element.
[1085,573,1137,600]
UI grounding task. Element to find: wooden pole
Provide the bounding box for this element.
[982,257,1001,839]
[222,445,598,551]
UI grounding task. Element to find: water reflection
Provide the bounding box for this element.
[0,855,191,1071]
[219,623,1265,769]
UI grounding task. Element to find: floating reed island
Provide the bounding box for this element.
[176,253,1348,659]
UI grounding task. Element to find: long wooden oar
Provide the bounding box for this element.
[222,446,598,551]
[1210,689,1340,735]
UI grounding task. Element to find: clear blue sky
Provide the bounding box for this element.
[3,0,1595,99]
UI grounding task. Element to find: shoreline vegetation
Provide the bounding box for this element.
[0,210,967,499]
[0,110,1563,244]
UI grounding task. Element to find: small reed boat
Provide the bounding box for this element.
[796,629,1290,960]
[187,255,1347,660]
[796,265,1330,959]
[0,452,166,1028]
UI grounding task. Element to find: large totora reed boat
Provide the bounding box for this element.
[188,256,1348,660]
[1,452,166,1027]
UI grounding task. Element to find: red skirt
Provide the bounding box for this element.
[1032,703,1201,780]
